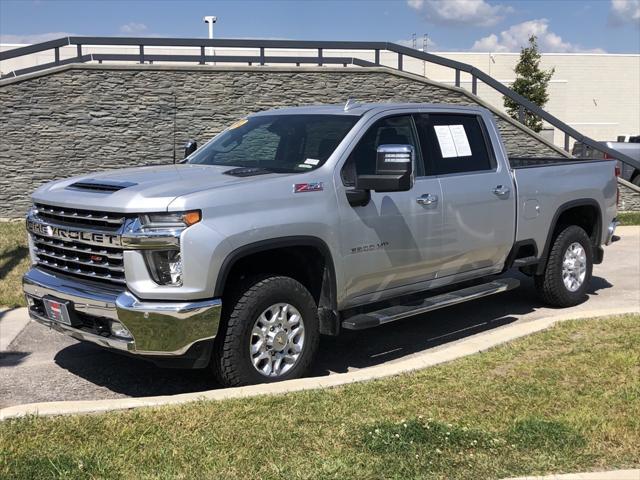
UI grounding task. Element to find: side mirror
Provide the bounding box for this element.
[356,145,414,193]
[184,139,198,159]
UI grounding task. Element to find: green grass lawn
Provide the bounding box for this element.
[0,222,29,308]
[618,211,640,226]
[1,314,638,480]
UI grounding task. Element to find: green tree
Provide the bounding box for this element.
[504,35,555,133]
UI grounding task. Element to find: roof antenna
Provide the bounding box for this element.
[344,98,358,111]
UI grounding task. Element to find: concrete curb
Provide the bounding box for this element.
[1,306,637,420]
[502,469,640,480]
[0,308,30,352]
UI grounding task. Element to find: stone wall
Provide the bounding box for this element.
[619,180,640,212]
[0,65,571,217]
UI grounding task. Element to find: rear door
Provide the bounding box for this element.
[415,112,516,279]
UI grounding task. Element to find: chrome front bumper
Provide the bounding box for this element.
[23,268,221,357]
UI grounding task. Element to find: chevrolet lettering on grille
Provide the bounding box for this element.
[27,220,122,247]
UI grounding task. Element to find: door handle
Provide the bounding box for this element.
[492,185,510,197]
[417,193,438,206]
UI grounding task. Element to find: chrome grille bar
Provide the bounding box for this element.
[34,249,125,272]
[32,236,123,260]
[35,203,126,229]
[37,259,127,285]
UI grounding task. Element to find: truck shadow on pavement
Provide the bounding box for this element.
[312,273,612,375]
[50,273,613,398]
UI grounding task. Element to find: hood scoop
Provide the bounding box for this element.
[223,167,273,177]
[67,179,138,193]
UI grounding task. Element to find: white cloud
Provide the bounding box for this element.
[471,19,606,53]
[0,32,74,45]
[609,0,640,25]
[408,0,513,27]
[119,22,148,35]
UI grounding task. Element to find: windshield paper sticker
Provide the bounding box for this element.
[434,125,458,158]
[304,158,321,165]
[449,125,472,156]
[434,125,472,158]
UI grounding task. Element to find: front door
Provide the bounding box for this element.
[337,114,444,305]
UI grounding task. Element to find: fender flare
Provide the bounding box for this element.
[213,235,338,314]
[535,198,603,275]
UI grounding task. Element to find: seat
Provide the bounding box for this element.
[377,127,410,146]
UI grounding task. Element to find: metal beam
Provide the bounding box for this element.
[0,37,69,61]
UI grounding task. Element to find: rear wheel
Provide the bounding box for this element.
[212,275,320,387]
[534,225,593,307]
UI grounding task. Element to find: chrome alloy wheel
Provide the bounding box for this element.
[562,242,587,292]
[250,303,305,377]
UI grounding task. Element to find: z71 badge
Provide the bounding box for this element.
[293,182,324,193]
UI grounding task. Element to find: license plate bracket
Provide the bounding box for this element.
[42,296,77,326]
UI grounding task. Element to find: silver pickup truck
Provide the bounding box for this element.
[573,137,640,186]
[22,103,619,386]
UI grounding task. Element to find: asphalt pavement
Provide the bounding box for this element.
[1,226,638,409]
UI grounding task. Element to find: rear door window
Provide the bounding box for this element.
[415,114,495,175]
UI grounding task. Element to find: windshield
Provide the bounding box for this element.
[187,114,359,173]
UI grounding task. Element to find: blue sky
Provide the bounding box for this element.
[1,0,639,53]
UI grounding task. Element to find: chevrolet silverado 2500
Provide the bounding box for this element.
[23,103,619,386]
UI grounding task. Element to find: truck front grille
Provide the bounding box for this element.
[32,233,126,285]
[31,203,128,286]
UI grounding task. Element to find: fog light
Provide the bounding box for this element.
[143,249,183,286]
[110,321,133,339]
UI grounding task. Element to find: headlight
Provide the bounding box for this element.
[138,210,199,286]
[140,210,201,229]
[144,249,183,286]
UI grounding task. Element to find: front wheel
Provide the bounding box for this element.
[212,276,320,387]
[534,225,593,307]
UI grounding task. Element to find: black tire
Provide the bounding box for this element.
[534,225,593,308]
[212,275,320,387]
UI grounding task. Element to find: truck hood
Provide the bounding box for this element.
[31,164,287,213]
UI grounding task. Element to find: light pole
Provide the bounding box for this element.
[203,16,217,65]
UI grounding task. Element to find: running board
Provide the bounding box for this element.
[341,278,520,331]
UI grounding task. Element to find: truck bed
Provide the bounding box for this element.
[510,157,618,255]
